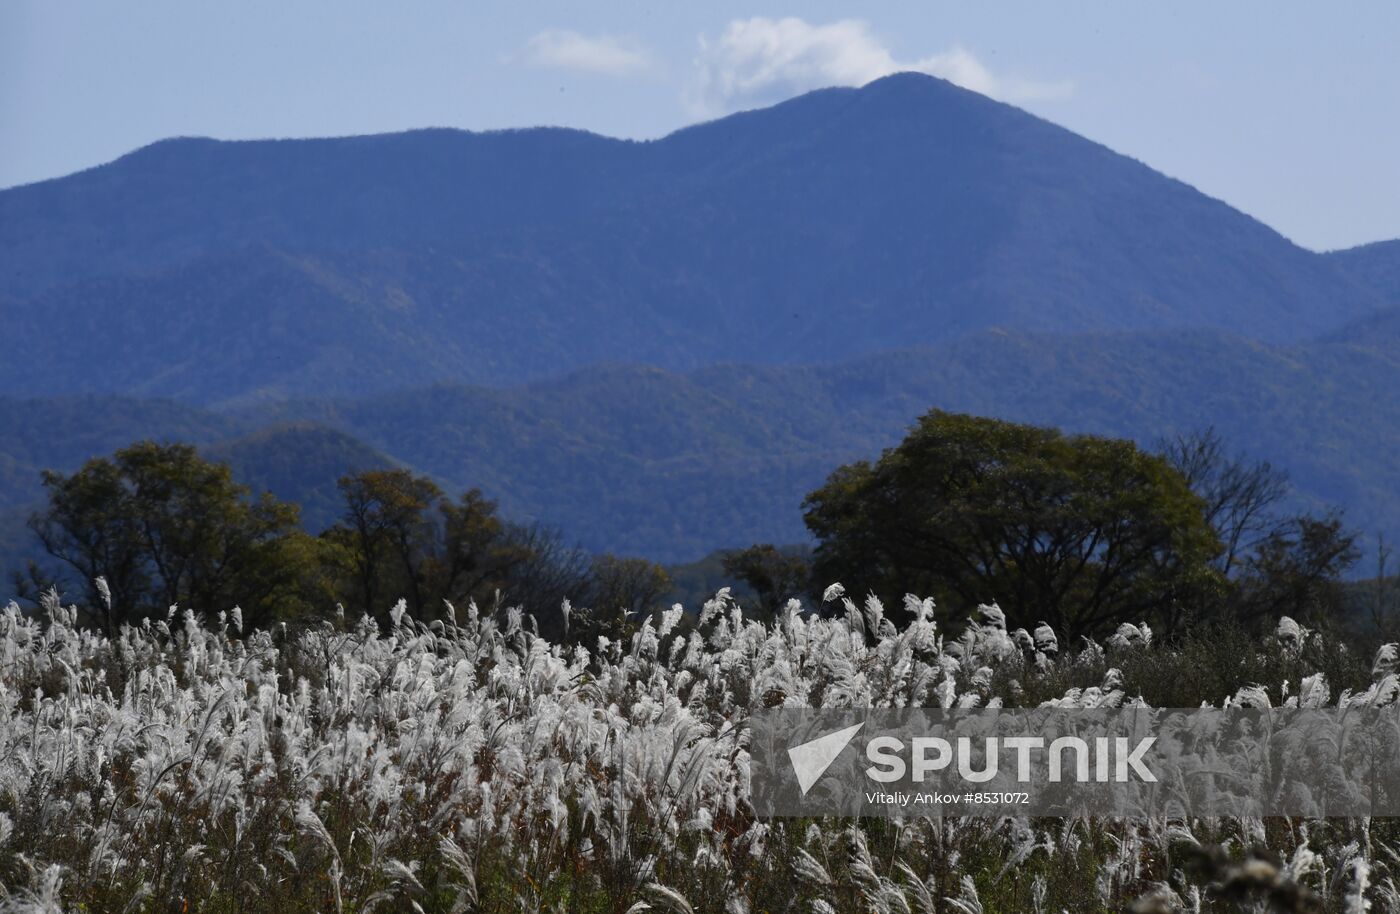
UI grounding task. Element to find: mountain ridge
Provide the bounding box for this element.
[2,73,1392,403]
[6,325,1400,566]
[1327,239,1400,306]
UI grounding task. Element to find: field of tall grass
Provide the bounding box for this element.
[1,586,1398,913]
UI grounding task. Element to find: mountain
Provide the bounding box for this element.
[1,73,1388,403]
[6,73,1400,568]
[204,423,399,532]
[1328,240,1400,306]
[268,330,1400,561]
[7,324,1400,566]
[0,395,242,479]
[1319,305,1400,347]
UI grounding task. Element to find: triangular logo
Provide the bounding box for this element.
[788,722,865,795]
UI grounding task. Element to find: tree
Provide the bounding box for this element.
[562,554,672,645]
[332,470,444,617]
[803,411,1224,639]
[1159,428,1289,576]
[1160,428,1363,629]
[1372,533,1392,634]
[489,522,593,636]
[1234,512,1359,626]
[435,488,527,604]
[30,442,312,630]
[588,554,672,617]
[29,458,148,634]
[721,544,811,619]
[326,470,585,626]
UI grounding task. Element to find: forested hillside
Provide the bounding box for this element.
[1328,239,1400,305]
[0,73,1389,402]
[4,323,1400,567]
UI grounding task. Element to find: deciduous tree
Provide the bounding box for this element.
[804,411,1224,639]
[30,442,311,629]
[721,544,811,619]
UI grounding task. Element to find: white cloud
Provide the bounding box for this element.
[688,18,1072,117]
[520,30,653,77]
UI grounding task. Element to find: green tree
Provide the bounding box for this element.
[326,470,563,623]
[30,442,313,630]
[563,554,672,645]
[331,469,444,617]
[803,411,1224,639]
[436,488,524,603]
[588,554,671,616]
[721,544,811,620]
[1235,512,1359,626]
[29,458,147,633]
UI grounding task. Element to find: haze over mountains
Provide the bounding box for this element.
[3,72,1399,566]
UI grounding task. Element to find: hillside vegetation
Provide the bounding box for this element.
[5,324,1400,566]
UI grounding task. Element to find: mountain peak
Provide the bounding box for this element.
[851,70,1026,122]
[859,69,972,96]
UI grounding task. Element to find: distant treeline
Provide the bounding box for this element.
[16,443,669,644]
[11,411,1369,643]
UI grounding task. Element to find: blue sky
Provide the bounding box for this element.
[3,1,1396,251]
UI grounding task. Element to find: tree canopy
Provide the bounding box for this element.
[26,447,674,638]
[803,411,1226,638]
[29,442,316,632]
[19,425,1365,643]
[323,469,565,624]
[720,544,812,620]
